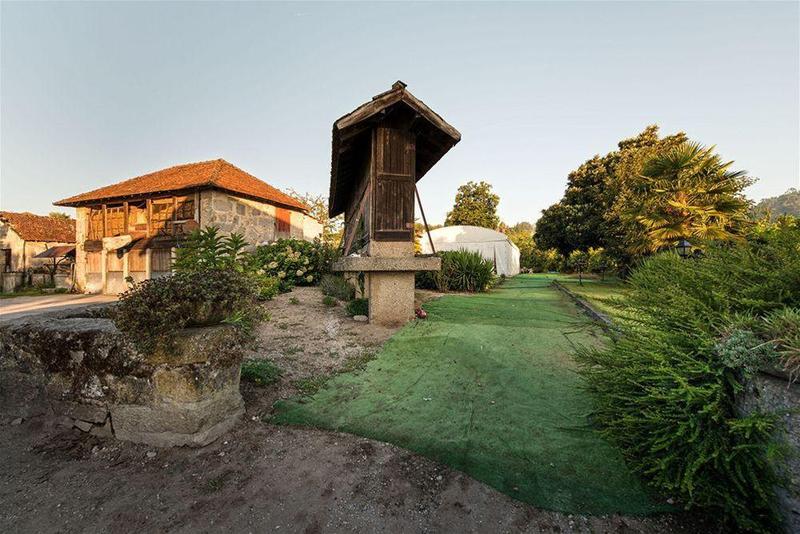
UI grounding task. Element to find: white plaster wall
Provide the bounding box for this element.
[0,224,72,272]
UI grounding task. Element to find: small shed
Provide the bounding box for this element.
[330,81,460,325]
[421,225,521,276]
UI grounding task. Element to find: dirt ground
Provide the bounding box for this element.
[0,286,700,533]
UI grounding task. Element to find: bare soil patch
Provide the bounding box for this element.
[0,286,701,533]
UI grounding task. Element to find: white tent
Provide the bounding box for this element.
[421,225,521,276]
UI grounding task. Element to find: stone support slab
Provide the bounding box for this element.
[368,271,415,326]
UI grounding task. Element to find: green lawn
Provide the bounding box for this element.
[554,275,629,318]
[273,274,663,515]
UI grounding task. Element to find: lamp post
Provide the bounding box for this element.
[676,239,692,259]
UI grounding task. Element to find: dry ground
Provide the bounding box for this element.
[0,286,700,533]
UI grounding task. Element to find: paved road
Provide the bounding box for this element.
[0,294,117,321]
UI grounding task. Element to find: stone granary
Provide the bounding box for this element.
[54,159,322,294]
[329,81,460,325]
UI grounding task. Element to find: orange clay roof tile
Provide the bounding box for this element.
[54,159,308,211]
[0,211,76,243]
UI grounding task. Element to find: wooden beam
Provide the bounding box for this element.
[146,199,152,237]
[415,184,435,254]
[102,204,107,237]
[123,201,129,235]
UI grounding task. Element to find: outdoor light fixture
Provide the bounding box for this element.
[676,239,692,258]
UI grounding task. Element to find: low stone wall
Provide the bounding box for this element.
[742,371,800,533]
[0,312,244,447]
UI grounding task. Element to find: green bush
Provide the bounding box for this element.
[174,226,248,272]
[346,298,369,317]
[114,269,265,353]
[241,359,281,386]
[320,274,355,301]
[575,221,800,532]
[250,273,280,301]
[250,238,338,291]
[415,250,495,292]
[322,295,337,307]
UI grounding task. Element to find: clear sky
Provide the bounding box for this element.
[1,1,798,225]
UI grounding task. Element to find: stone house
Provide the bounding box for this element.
[54,159,322,294]
[0,212,76,290]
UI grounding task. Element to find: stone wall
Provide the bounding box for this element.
[0,309,244,447]
[199,190,322,246]
[742,371,800,533]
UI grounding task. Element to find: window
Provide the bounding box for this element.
[276,207,291,234]
[1,249,11,272]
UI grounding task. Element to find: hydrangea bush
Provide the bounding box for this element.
[250,238,338,291]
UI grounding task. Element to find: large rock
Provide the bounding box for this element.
[0,312,246,448]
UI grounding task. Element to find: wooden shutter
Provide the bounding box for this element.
[373,128,415,241]
[276,208,291,234]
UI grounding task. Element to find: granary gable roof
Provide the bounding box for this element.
[329,81,461,217]
[54,159,309,212]
[0,211,76,243]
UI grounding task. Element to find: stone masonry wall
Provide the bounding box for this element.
[200,190,321,246]
[743,372,800,533]
[0,310,244,447]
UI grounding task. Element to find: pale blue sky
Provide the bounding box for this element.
[1,1,798,225]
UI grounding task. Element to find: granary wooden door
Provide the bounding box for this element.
[373,127,415,241]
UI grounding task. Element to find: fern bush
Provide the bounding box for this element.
[576,219,800,532]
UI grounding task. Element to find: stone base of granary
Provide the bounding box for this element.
[368,271,415,326]
[0,311,245,448]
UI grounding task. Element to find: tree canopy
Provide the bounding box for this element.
[534,125,751,270]
[445,181,500,229]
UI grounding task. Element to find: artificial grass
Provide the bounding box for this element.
[555,276,630,318]
[273,274,664,515]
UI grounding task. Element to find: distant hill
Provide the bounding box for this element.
[755,188,800,218]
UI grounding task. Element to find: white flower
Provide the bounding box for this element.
[303,258,309,265]
[268,261,278,269]
[278,271,286,279]
[306,275,314,283]
[257,269,265,275]
[296,269,304,277]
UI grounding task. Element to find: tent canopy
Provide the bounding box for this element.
[421,225,520,276]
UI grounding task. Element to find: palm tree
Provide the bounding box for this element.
[625,142,752,253]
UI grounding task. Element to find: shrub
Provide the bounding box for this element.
[250,273,280,301]
[575,222,800,532]
[320,274,355,301]
[346,298,369,317]
[250,238,339,290]
[415,250,495,292]
[322,295,337,307]
[114,269,265,353]
[241,359,281,386]
[174,226,248,272]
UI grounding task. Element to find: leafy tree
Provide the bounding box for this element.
[286,190,343,247]
[755,188,800,219]
[48,211,72,220]
[623,142,752,252]
[535,125,690,269]
[444,181,500,229]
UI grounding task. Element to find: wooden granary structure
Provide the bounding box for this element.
[330,81,461,325]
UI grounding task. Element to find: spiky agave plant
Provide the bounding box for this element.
[625,142,753,253]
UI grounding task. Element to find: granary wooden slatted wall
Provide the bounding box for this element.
[373,127,415,241]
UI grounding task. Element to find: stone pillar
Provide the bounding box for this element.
[368,271,415,326]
